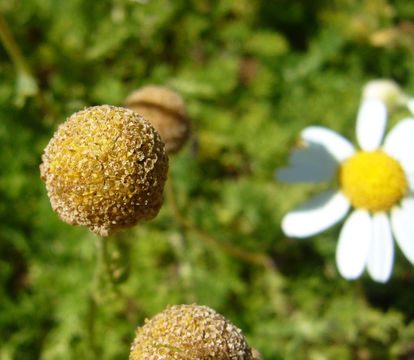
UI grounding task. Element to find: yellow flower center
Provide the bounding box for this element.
[339,151,407,213]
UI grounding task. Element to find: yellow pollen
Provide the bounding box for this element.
[339,151,407,213]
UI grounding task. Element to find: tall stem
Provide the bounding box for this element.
[88,235,139,358]
[87,293,99,360]
[0,14,31,74]
[165,174,287,314]
[96,235,140,306]
[87,237,106,360]
[0,14,55,117]
[96,236,121,297]
[165,175,277,271]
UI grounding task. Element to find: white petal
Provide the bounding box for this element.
[407,98,414,114]
[362,79,405,109]
[301,126,355,162]
[276,146,338,183]
[277,126,355,183]
[356,99,387,151]
[408,175,414,192]
[383,118,414,179]
[367,213,394,283]
[391,197,414,265]
[282,190,350,238]
[336,210,372,280]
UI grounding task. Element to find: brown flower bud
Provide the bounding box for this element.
[124,86,190,154]
[40,105,168,236]
[129,304,255,360]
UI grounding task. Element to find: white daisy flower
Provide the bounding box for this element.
[277,99,414,283]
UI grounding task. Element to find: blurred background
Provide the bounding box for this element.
[1,0,414,359]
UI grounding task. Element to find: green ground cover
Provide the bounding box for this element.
[1,0,414,359]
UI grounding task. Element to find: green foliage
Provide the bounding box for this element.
[1,0,414,359]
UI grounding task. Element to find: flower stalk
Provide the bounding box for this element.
[0,14,57,118]
[165,175,277,271]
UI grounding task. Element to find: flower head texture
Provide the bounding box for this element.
[277,99,414,282]
[125,86,190,154]
[40,105,168,236]
[129,304,255,360]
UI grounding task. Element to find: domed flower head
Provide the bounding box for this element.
[277,99,414,282]
[40,105,168,236]
[129,304,257,360]
[124,86,190,154]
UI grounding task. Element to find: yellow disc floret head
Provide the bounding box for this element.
[124,86,190,154]
[129,304,255,360]
[40,105,169,236]
[339,151,407,213]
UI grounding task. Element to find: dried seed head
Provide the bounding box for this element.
[125,86,190,154]
[129,304,255,360]
[40,105,168,236]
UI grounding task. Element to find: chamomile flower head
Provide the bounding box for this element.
[277,99,414,283]
[125,86,190,154]
[40,105,168,236]
[129,304,256,360]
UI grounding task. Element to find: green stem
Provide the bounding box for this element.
[0,14,55,117]
[88,236,131,359]
[165,176,277,271]
[97,235,141,310]
[356,278,367,303]
[166,175,288,315]
[87,293,99,360]
[96,236,120,296]
[0,14,31,74]
[87,237,106,360]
